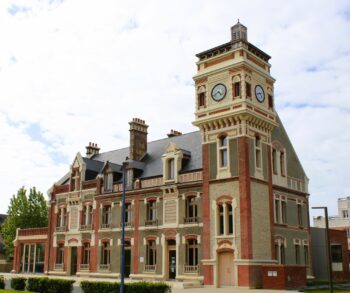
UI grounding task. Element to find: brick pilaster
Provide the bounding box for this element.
[238,136,253,259]
[202,144,213,285]
[267,145,275,259]
[133,194,140,274]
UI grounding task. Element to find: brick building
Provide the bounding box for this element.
[314,197,350,249]
[12,22,310,289]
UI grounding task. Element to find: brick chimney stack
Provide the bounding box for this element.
[167,129,183,138]
[129,118,148,160]
[86,142,100,157]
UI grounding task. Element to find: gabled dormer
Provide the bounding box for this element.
[99,161,122,193]
[70,152,86,192]
[162,142,191,184]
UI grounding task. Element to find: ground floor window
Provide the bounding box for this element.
[56,243,64,265]
[186,239,198,266]
[82,243,90,264]
[101,242,111,265]
[20,243,46,273]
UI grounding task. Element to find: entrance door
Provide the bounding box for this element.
[70,247,78,275]
[124,249,131,277]
[168,250,176,279]
[218,252,234,287]
[23,244,35,273]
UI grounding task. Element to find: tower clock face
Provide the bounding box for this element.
[211,83,227,101]
[255,85,265,103]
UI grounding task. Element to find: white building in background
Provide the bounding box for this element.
[313,197,350,249]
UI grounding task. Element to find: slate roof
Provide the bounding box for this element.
[91,131,202,179]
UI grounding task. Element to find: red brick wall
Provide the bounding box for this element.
[238,137,253,259]
[262,265,306,289]
[237,265,262,288]
[330,229,350,281]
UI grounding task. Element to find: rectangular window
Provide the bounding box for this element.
[343,210,349,218]
[82,243,90,265]
[298,204,303,226]
[198,93,205,107]
[167,159,175,180]
[281,245,285,264]
[233,82,240,97]
[295,244,300,264]
[56,244,64,264]
[186,239,198,266]
[304,245,309,265]
[246,82,251,98]
[280,151,286,176]
[218,205,224,235]
[255,136,262,169]
[102,206,112,225]
[146,240,157,265]
[274,199,280,223]
[185,196,198,223]
[228,204,233,234]
[147,200,157,221]
[281,200,287,224]
[104,173,113,192]
[272,148,277,174]
[219,136,228,167]
[331,245,343,263]
[101,242,110,265]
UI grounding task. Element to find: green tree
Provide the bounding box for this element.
[1,187,47,258]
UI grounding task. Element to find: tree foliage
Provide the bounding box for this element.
[1,187,48,258]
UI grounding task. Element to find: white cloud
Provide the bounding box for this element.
[0,0,349,219]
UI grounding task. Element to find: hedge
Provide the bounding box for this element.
[0,275,5,289]
[26,277,74,293]
[11,277,27,291]
[80,281,171,293]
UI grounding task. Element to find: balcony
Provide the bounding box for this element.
[55,226,67,232]
[145,219,158,226]
[54,263,64,270]
[120,221,133,228]
[80,264,90,271]
[184,217,199,224]
[184,265,199,273]
[100,223,112,230]
[98,264,110,271]
[144,264,156,272]
[80,224,93,231]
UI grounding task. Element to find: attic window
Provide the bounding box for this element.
[104,172,113,192]
[71,170,80,191]
[167,159,175,180]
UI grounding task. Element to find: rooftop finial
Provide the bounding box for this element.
[238,18,240,23]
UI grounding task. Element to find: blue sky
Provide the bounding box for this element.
[0,0,350,221]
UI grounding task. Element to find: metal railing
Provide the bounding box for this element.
[80,264,90,271]
[120,221,133,228]
[100,223,112,229]
[55,226,67,232]
[80,224,93,231]
[145,219,158,226]
[184,217,199,224]
[184,264,199,273]
[144,264,156,272]
[98,264,111,271]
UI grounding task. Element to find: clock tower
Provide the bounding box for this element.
[193,21,279,287]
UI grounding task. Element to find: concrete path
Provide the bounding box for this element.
[0,273,296,292]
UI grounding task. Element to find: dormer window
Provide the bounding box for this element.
[167,159,175,180]
[219,136,228,167]
[71,170,80,191]
[104,172,113,192]
[272,148,277,174]
[280,151,286,176]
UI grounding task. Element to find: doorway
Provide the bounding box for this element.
[70,247,78,275]
[21,243,45,273]
[167,239,176,280]
[218,251,234,287]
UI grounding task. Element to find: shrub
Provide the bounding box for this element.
[0,275,5,289]
[80,281,171,293]
[11,277,27,291]
[27,277,74,293]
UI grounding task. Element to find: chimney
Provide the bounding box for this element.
[167,129,183,138]
[129,118,148,160]
[86,142,100,157]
